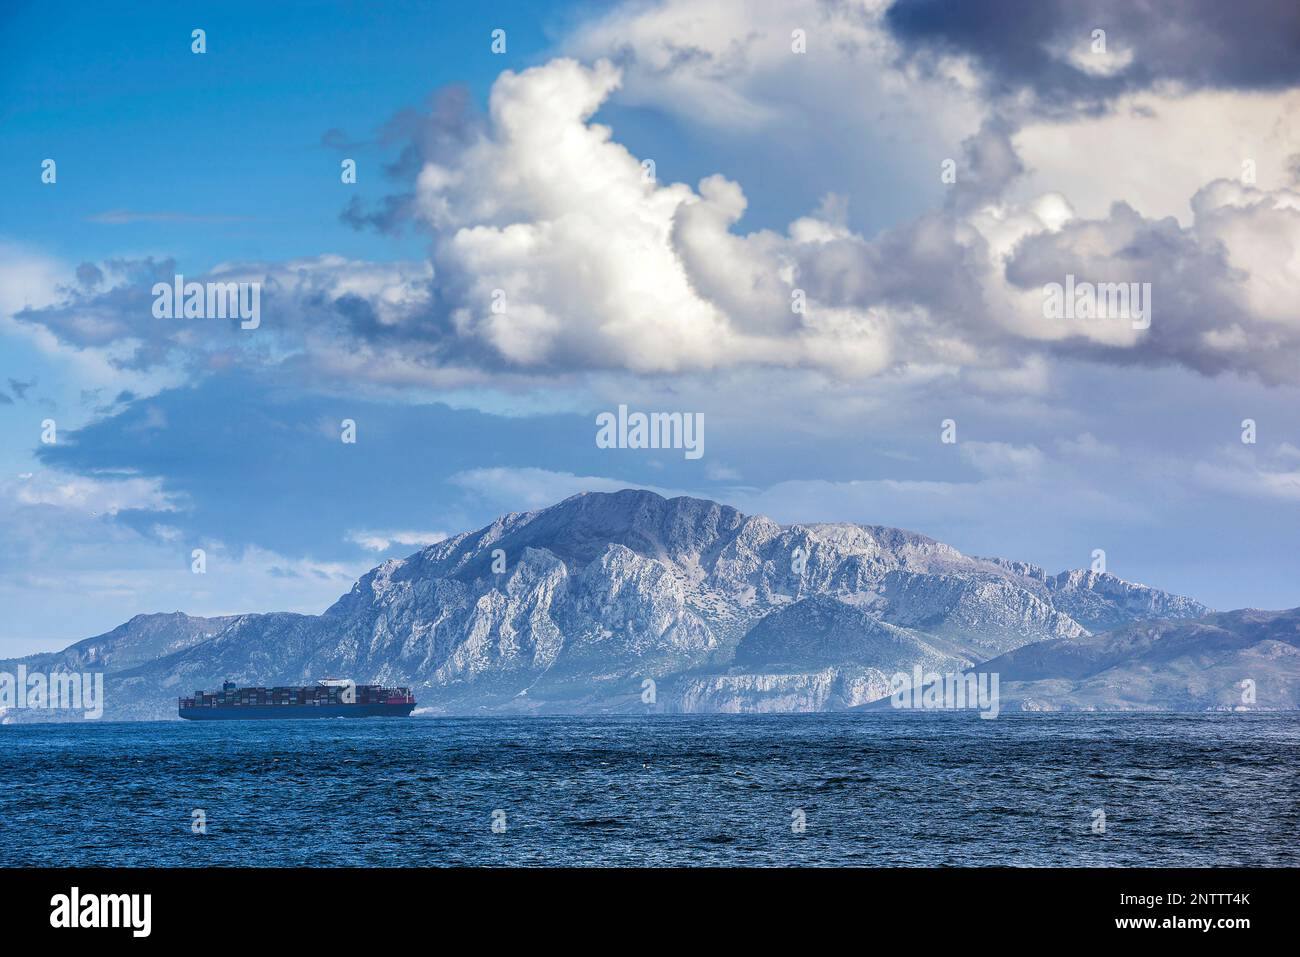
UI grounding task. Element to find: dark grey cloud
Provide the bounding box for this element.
[7,378,36,400]
[377,85,480,178]
[795,212,994,329]
[1004,198,1300,383]
[75,262,104,289]
[12,253,445,383]
[765,121,1022,363]
[339,193,416,235]
[773,151,1300,386]
[945,119,1025,212]
[333,85,483,236]
[17,50,1296,390]
[14,259,180,366]
[886,0,1300,114]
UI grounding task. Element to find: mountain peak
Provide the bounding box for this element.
[11,490,1226,719]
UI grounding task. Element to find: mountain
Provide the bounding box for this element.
[669,596,970,713]
[1,490,1218,720]
[0,612,234,676]
[971,607,1300,711]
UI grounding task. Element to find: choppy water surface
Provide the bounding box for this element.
[2,713,1295,866]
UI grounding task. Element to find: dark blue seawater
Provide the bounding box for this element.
[2,713,1296,866]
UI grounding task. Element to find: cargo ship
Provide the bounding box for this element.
[179,678,416,720]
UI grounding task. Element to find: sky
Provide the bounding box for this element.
[2,0,1299,654]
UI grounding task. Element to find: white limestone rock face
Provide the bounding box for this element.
[6,490,1218,719]
[675,668,898,713]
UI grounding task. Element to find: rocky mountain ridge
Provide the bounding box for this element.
[0,490,1227,720]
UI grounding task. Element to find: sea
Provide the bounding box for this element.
[2,713,1296,866]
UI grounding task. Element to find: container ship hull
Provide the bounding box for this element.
[179,680,416,721]
[179,702,416,720]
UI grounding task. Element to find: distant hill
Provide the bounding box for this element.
[973,607,1300,711]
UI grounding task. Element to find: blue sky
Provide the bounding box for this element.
[1,0,573,266]
[3,0,1300,653]
[1,0,896,268]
